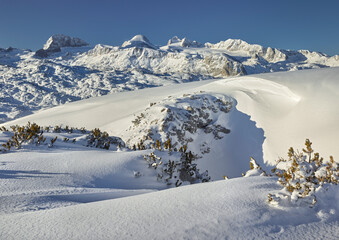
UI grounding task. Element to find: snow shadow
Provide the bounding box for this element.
[0,170,67,179]
[49,189,154,204]
[224,107,266,177]
[200,104,266,179]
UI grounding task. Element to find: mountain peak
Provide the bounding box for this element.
[206,38,287,63]
[121,35,155,49]
[43,34,88,51]
[35,34,88,58]
[130,35,151,43]
[167,36,181,45]
[167,36,202,48]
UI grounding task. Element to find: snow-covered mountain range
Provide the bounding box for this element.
[1,34,339,123]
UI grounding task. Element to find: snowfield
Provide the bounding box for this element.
[1,177,338,240]
[0,36,339,239]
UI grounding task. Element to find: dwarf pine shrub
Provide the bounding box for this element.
[86,128,125,150]
[1,122,46,151]
[268,139,338,207]
[86,128,111,149]
[143,138,210,187]
[243,157,267,177]
[0,122,128,153]
[48,136,58,148]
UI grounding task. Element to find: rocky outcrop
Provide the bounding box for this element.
[43,34,88,50]
[35,34,88,58]
[206,39,287,63]
[204,54,247,77]
[1,47,13,52]
[167,36,203,48]
[330,55,339,61]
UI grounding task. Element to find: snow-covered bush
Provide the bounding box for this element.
[268,139,338,207]
[0,123,126,152]
[86,128,125,150]
[125,93,233,156]
[143,139,210,187]
[243,157,267,177]
[1,122,46,151]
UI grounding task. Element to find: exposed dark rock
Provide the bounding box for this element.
[34,34,88,58]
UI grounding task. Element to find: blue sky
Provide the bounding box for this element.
[1,0,339,55]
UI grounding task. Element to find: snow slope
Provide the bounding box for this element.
[4,67,339,171]
[1,34,339,123]
[0,67,338,239]
[1,177,338,239]
[0,144,163,215]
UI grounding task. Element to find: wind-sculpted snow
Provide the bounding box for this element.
[1,34,339,123]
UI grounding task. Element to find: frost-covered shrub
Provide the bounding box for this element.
[0,123,83,151]
[48,136,58,148]
[268,139,338,207]
[143,140,210,187]
[1,122,46,151]
[126,93,233,157]
[50,125,87,134]
[243,157,267,177]
[0,123,126,152]
[86,128,124,150]
[179,150,210,184]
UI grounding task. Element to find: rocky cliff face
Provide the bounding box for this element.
[167,36,203,48]
[35,34,88,58]
[43,34,88,50]
[204,54,247,77]
[205,39,287,63]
